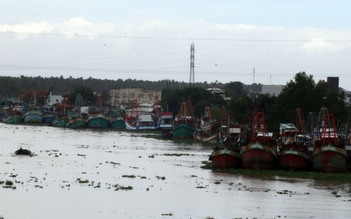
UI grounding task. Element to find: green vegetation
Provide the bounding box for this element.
[1,72,349,135]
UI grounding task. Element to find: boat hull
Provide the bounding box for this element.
[42,114,55,125]
[52,118,68,127]
[312,145,348,173]
[125,119,156,131]
[194,132,218,143]
[172,123,195,139]
[210,148,241,169]
[109,118,126,129]
[87,114,109,128]
[22,110,43,124]
[241,142,276,170]
[278,149,310,170]
[67,118,86,129]
[4,114,21,124]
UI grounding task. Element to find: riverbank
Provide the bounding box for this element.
[202,160,351,184]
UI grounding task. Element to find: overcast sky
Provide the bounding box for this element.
[1,0,351,90]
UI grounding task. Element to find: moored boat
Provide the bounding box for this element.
[277,121,310,170]
[4,113,21,124]
[108,109,126,129]
[52,100,70,128]
[156,111,174,138]
[22,108,43,124]
[41,105,55,125]
[210,148,241,169]
[66,110,86,129]
[67,94,86,129]
[86,113,110,128]
[240,111,277,170]
[67,117,86,129]
[22,92,43,124]
[312,112,348,173]
[124,99,156,131]
[209,123,242,169]
[3,103,23,124]
[172,100,196,139]
[52,117,68,127]
[125,114,156,131]
[194,106,221,143]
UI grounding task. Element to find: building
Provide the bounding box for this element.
[46,91,64,106]
[260,85,284,96]
[327,77,339,91]
[109,88,161,107]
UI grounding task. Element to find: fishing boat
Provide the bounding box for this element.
[194,106,221,143]
[108,109,126,129]
[86,113,110,128]
[3,104,23,124]
[151,96,173,137]
[125,114,156,130]
[52,117,68,127]
[172,100,196,139]
[125,99,156,131]
[22,108,43,124]
[312,112,348,173]
[277,123,310,170]
[4,113,22,124]
[209,123,242,169]
[66,110,86,129]
[22,92,43,124]
[41,105,55,125]
[156,111,174,137]
[52,100,70,127]
[277,109,310,170]
[240,111,277,170]
[67,93,86,129]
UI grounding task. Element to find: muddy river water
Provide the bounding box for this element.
[0,124,350,219]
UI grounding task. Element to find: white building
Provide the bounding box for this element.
[46,91,64,106]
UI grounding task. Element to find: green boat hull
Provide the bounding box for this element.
[52,118,68,127]
[67,119,86,129]
[4,114,21,124]
[172,123,195,139]
[87,115,109,128]
[110,119,126,129]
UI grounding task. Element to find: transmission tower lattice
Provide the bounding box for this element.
[189,43,195,84]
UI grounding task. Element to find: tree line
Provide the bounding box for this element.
[161,72,350,136]
[0,72,349,135]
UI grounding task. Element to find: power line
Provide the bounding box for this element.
[1,31,350,43]
[0,64,350,78]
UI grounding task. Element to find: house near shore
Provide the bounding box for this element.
[46,91,64,106]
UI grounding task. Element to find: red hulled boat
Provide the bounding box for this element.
[312,112,348,173]
[277,108,311,170]
[240,111,276,170]
[209,123,242,169]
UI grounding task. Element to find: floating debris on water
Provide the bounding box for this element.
[15,147,33,156]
